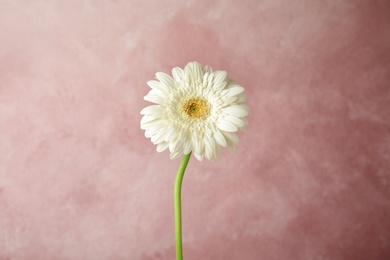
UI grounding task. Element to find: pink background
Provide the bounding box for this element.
[1,0,390,259]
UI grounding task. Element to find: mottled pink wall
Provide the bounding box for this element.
[0,0,389,259]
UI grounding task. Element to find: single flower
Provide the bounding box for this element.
[140,61,249,161]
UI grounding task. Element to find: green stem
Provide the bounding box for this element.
[174,152,191,260]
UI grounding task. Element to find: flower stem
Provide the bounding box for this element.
[174,152,191,260]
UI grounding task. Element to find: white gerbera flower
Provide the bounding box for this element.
[140,61,249,161]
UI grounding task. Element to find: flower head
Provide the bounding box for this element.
[140,62,249,161]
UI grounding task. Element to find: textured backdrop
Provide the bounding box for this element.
[1,0,390,259]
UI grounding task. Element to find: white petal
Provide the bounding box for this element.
[212,145,220,162]
[224,105,249,118]
[178,130,192,154]
[151,125,169,144]
[226,141,236,153]
[175,139,184,153]
[236,94,247,104]
[151,134,161,144]
[192,130,204,158]
[183,138,192,154]
[140,105,162,116]
[206,74,214,89]
[140,116,161,130]
[222,95,237,104]
[242,117,249,127]
[224,116,245,128]
[149,120,166,135]
[140,115,158,125]
[185,62,204,85]
[194,153,204,161]
[172,67,184,82]
[156,142,169,152]
[217,120,238,132]
[169,136,184,154]
[202,72,209,86]
[145,129,152,138]
[222,132,239,152]
[169,140,176,153]
[164,125,177,142]
[156,72,175,89]
[204,134,216,161]
[157,126,173,143]
[227,86,245,96]
[213,70,227,84]
[147,80,168,92]
[213,129,227,147]
[140,121,151,130]
[170,151,182,160]
[203,65,213,74]
[220,89,230,96]
[192,62,204,83]
[144,93,165,104]
[214,81,227,91]
[223,131,239,145]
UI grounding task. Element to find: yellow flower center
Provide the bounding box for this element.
[182,98,209,119]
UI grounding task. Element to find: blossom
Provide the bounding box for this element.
[140,61,249,161]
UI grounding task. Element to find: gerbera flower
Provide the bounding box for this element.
[140,61,249,161]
